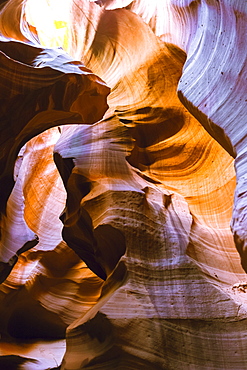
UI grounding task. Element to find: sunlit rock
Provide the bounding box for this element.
[0,1,247,369]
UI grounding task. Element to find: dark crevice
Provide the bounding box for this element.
[54,155,126,281]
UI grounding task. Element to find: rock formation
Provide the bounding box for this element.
[0,0,247,369]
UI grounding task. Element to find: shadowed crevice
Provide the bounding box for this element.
[54,156,126,281]
[0,355,38,370]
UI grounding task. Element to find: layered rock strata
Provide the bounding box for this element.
[0,1,246,369]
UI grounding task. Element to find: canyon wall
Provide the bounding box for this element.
[0,1,247,369]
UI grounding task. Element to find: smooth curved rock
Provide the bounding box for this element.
[168,0,247,272]
[0,1,247,370]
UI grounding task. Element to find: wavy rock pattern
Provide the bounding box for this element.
[0,0,247,369]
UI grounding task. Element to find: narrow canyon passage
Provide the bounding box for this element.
[0,1,247,369]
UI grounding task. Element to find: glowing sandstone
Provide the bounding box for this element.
[0,1,247,369]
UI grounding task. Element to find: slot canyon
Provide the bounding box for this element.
[0,0,247,369]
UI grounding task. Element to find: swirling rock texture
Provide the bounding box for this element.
[0,0,247,369]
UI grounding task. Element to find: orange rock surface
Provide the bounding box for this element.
[0,1,247,369]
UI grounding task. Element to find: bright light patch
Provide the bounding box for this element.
[25,0,70,50]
